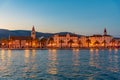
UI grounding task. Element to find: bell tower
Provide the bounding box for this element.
[31,26,36,39]
[104,28,107,35]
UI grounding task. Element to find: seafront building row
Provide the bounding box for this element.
[0,26,120,49]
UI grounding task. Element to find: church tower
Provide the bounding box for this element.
[104,28,107,35]
[31,26,36,39]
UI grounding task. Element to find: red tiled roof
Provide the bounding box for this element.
[90,34,102,37]
[57,34,78,37]
[10,36,32,40]
[103,35,112,37]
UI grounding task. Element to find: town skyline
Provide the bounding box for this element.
[0,26,120,49]
[0,0,120,36]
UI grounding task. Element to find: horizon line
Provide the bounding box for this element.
[0,27,118,37]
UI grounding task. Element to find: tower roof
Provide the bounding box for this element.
[104,28,106,33]
[103,27,107,36]
[32,26,35,31]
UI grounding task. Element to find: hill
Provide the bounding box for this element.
[0,29,81,39]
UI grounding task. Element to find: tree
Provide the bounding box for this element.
[94,40,100,47]
[110,39,115,47]
[59,40,64,48]
[102,40,107,48]
[40,38,47,48]
[1,38,8,48]
[48,37,54,47]
[86,38,91,48]
[118,41,120,47]
[68,39,74,48]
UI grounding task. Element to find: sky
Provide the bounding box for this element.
[0,0,120,36]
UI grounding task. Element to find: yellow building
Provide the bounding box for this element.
[79,36,88,48]
[89,34,112,47]
[47,33,79,48]
[79,28,112,48]
[49,28,113,48]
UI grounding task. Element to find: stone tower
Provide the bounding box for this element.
[104,28,107,35]
[31,26,36,39]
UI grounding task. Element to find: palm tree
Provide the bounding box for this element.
[118,41,120,47]
[102,40,107,48]
[40,38,47,48]
[78,40,82,48]
[86,38,91,48]
[59,40,64,48]
[110,39,115,47]
[68,39,74,48]
[1,38,8,48]
[48,37,54,48]
[94,40,100,48]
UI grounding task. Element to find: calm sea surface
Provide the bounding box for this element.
[0,49,120,80]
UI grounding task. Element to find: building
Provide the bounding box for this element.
[47,28,114,48]
[1,27,119,49]
[78,36,88,47]
[8,26,39,48]
[110,38,120,47]
[47,33,79,48]
[80,28,113,48]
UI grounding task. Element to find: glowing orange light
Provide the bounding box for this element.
[90,48,93,52]
[9,42,11,45]
[2,43,4,45]
[115,48,118,53]
[26,43,28,46]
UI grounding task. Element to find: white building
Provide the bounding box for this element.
[48,33,79,48]
[51,28,113,48]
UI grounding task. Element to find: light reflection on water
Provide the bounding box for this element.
[107,49,119,72]
[47,49,58,75]
[72,49,79,66]
[0,49,120,80]
[23,49,37,79]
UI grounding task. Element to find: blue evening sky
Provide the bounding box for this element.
[0,0,120,36]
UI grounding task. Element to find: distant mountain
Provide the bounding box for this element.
[0,29,11,39]
[0,29,81,39]
[55,32,73,35]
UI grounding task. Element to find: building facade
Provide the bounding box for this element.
[7,26,39,49]
[1,27,120,49]
[47,33,79,48]
[49,28,114,48]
